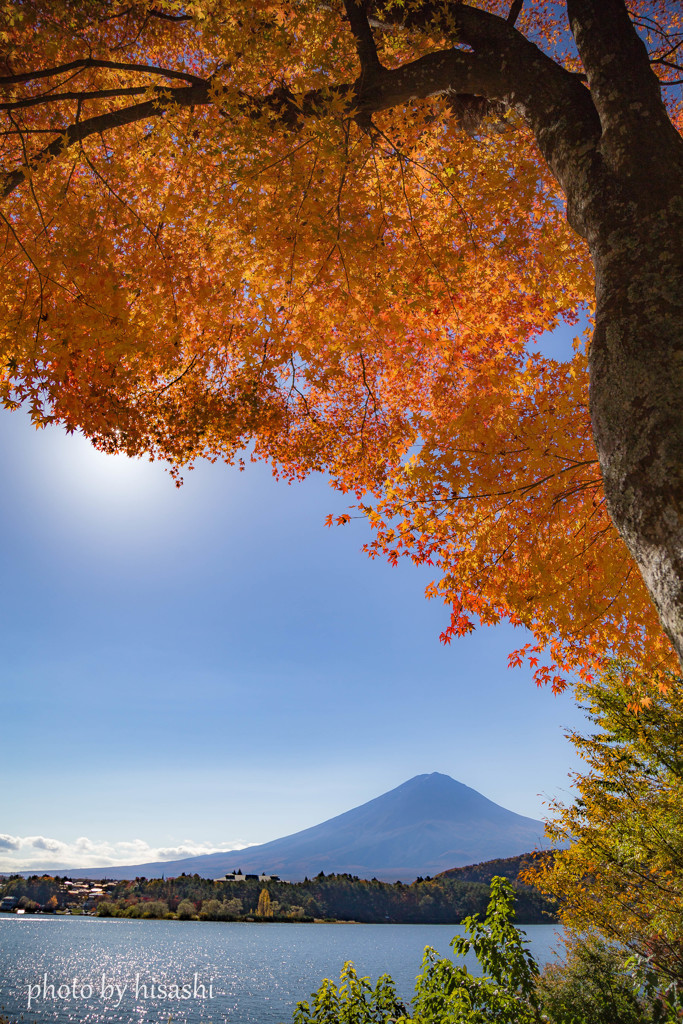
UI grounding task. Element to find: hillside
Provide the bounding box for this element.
[1,854,558,923]
[439,851,554,886]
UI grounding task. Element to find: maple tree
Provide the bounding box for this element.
[1,0,682,686]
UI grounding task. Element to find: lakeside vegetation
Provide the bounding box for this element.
[293,879,681,1024]
[0,853,556,924]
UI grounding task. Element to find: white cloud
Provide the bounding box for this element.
[156,841,241,860]
[0,835,253,873]
[29,836,66,853]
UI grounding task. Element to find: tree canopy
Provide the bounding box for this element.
[1,0,682,686]
[531,664,683,985]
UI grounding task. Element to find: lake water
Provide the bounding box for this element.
[0,916,563,1024]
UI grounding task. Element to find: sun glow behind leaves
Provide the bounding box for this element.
[0,0,679,690]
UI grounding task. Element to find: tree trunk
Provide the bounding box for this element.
[587,194,683,664]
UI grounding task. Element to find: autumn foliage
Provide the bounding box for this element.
[529,664,683,985]
[1,1,681,686]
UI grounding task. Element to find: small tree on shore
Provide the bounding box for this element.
[257,889,273,918]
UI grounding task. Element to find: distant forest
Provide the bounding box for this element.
[0,853,557,924]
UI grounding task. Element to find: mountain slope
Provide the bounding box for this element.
[58,773,546,881]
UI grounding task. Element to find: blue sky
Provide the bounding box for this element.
[0,326,591,873]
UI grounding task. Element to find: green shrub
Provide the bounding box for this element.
[293,962,407,1024]
[199,899,222,920]
[176,899,196,920]
[140,901,169,919]
[538,934,681,1024]
[291,877,541,1024]
[410,876,541,1024]
[217,898,242,920]
[123,902,144,918]
[96,901,117,917]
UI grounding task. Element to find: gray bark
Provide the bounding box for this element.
[587,200,683,663]
[560,0,683,663]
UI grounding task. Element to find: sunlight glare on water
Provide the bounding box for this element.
[0,916,563,1024]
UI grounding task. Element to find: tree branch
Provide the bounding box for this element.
[1,80,210,200]
[367,3,599,186]
[344,0,382,81]
[507,0,524,25]
[0,5,600,213]
[566,0,683,176]
[0,86,151,112]
[0,58,204,88]
[149,7,192,21]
